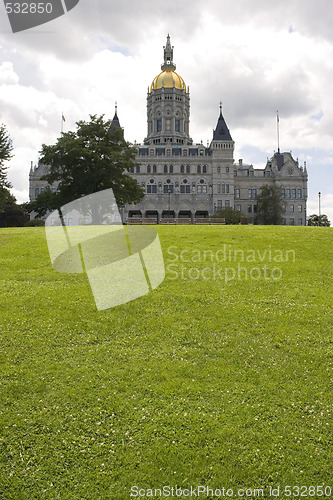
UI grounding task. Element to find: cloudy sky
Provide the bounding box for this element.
[1,0,332,221]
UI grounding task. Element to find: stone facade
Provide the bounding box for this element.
[29,35,308,225]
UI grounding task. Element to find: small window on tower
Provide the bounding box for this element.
[175,120,180,132]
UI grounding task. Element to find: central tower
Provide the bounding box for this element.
[144,35,192,146]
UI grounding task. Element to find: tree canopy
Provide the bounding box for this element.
[255,184,284,225]
[33,114,144,217]
[307,214,331,227]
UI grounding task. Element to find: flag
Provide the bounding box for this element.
[277,111,279,123]
[62,114,66,122]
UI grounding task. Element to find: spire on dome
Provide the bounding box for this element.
[161,34,176,71]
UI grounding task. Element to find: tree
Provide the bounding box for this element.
[34,115,144,219]
[307,214,331,227]
[0,124,13,189]
[212,208,242,224]
[0,124,14,211]
[25,188,58,219]
[255,184,284,225]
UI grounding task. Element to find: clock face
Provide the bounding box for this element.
[287,167,294,175]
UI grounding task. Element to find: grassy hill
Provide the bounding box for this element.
[0,226,332,498]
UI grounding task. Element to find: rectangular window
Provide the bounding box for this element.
[236,204,241,212]
[164,165,168,173]
[248,205,252,213]
[218,184,221,194]
[152,185,157,194]
[169,165,173,173]
[35,188,39,197]
[225,200,230,208]
[248,189,252,199]
[266,171,271,177]
[234,170,237,177]
[226,167,229,173]
[298,205,302,212]
[147,165,151,173]
[235,189,240,199]
[253,189,257,198]
[250,170,254,176]
[153,165,157,173]
[290,205,294,212]
[226,184,229,194]
[287,188,291,198]
[136,166,140,174]
[150,149,154,156]
[292,189,296,199]
[180,165,185,173]
[197,165,201,174]
[175,120,180,132]
[183,149,187,156]
[147,185,152,194]
[298,189,302,198]
[222,184,225,194]
[157,119,162,132]
[281,189,285,198]
[298,218,303,226]
[186,165,190,174]
[217,200,222,209]
[203,165,207,174]
[290,218,295,225]
[217,167,221,173]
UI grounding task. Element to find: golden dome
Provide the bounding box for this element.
[151,70,186,92]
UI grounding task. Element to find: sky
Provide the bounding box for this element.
[0,0,332,222]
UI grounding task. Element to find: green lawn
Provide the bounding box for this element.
[0,226,332,499]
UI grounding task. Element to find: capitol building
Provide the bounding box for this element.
[30,36,308,225]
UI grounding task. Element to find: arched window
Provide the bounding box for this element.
[203,165,207,174]
[197,165,201,174]
[163,178,174,194]
[197,179,208,194]
[180,179,191,194]
[147,178,157,194]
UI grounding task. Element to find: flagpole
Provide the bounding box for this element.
[277,111,280,153]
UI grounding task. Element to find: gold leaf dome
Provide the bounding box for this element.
[151,70,186,92]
